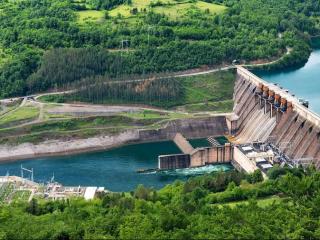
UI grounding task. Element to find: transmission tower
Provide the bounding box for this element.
[21,164,34,182]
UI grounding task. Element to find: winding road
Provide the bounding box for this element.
[0,50,290,130]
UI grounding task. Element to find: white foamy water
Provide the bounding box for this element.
[158,164,233,176]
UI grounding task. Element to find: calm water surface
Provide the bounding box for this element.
[0,140,232,192]
[258,49,320,113]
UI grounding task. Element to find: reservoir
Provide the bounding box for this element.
[257,49,320,114]
[0,140,232,192]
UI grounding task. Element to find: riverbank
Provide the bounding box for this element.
[0,115,229,163]
[0,130,140,163]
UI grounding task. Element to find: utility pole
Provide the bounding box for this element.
[147,26,154,46]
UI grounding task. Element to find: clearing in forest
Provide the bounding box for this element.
[77,10,105,23]
[108,0,226,19]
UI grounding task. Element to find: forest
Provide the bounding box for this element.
[0,0,319,97]
[39,69,235,109]
[1,167,320,239]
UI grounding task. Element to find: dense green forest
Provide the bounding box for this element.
[1,167,320,239]
[0,0,319,97]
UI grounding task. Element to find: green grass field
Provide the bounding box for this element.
[0,106,39,127]
[108,0,226,19]
[154,1,226,19]
[180,71,235,104]
[0,114,163,144]
[77,10,105,23]
[181,100,233,113]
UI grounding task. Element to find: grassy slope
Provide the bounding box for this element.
[173,70,235,112]
[0,106,39,127]
[38,70,235,111]
[77,10,105,23]
[153,1,226,19]
[106,0,226,19]
[181,71,234,104]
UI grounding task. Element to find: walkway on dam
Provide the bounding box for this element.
[173,133,195,154]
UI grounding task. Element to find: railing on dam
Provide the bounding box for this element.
[236,66,320,127]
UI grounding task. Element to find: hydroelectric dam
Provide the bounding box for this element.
[230,66,320,169]
[159,65,320,173]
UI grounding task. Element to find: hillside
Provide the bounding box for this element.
[0,0,319,97]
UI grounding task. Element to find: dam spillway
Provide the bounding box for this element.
[232,66,320,168]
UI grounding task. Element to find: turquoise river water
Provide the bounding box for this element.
[0,140,232,192]
[1,50,319,192]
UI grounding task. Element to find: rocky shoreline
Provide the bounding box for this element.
[0,130,140,163]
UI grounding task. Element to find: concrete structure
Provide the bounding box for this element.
[158,154,190,169]
[232,66,320,169]
[233,143,275,176]
[158,134,232,170]
[189,142,233,167]
[233,146,259,173]
[139,115,229,141]
[173,133,195,154]
[84,187,97,200]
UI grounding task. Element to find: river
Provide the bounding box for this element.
[0,140,232,192]
[257,49,320,114]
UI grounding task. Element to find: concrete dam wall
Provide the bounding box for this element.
[159,133,232,170]
[232,66,320,168]
[139,116,229,141]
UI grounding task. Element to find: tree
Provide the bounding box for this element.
[134,185,150,200]
[26,199,39,215]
